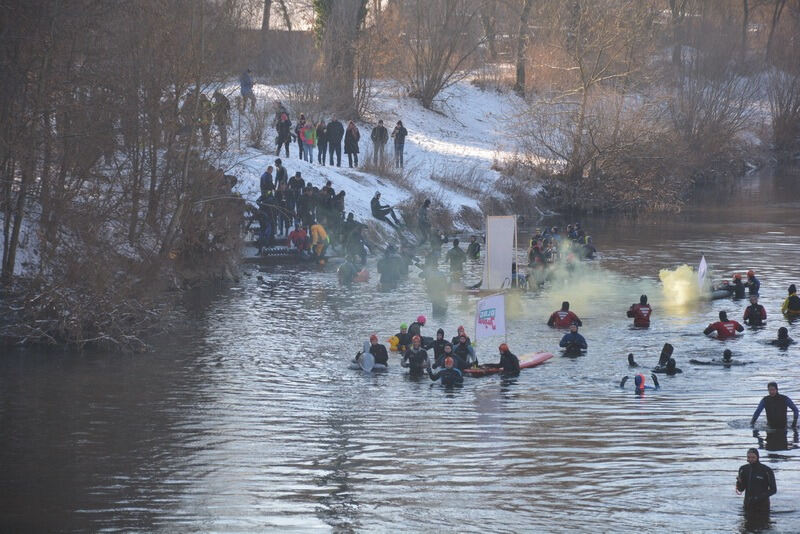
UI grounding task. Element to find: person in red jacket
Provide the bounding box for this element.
[743,295,767,327]
[287,224,308,251]
[703,310,744,339]
[547,301,582,328]
[627,294,652,328]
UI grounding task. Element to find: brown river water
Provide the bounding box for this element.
[2,165,799,532]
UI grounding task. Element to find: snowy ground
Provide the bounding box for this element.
[221,79,527,227]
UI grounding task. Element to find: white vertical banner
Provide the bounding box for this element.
[481,216,516,290]
[475,293,506,342]
[697,255,708,289]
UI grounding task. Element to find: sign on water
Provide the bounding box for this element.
[475,294,506,341]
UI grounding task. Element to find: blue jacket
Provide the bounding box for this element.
[240,71,253,94]
[559,332,587,349]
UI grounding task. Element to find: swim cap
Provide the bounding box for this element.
[747,270,755,277]
[417,315,426,325]
[457,325,465,333]
[444,356,454,368]
[369,334,378,343]
[412,335,421,343]
[634,373,645,391]
[499,343,509,352]
[722,349,732,360]
[400,323,408,330]
[789,284,796,294]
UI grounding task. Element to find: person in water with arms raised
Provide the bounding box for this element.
[428,356,464,386]
[627,294,652,327]
[619,373,660,394]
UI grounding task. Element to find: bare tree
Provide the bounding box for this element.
[514,0,534,96]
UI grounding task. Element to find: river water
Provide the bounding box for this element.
[2,166,800,533]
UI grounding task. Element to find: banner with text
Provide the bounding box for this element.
[475,293,506,342]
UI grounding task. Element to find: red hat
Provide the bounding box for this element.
[499,343,509,352]
[369,334,378,343]
[417,315,426,325]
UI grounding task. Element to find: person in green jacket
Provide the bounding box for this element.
[300,120,317,163]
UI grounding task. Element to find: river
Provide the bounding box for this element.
[2,165,799,533]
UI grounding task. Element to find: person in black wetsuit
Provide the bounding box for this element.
[453,334,476,367]
[408,315,426,340]
[433,342,466,370]
[732,273,746,299]
[485,343,520,376]
[743,295,767,327]
[559,323,587,355]
[451,325,471,346]
[751,382,799,430]
[664,358,682,375]
[431,328,449,361]
[627,353,639,367]
[736,448,777,519]
[368,334,389,367]
[770,326,795,349]
[401,335,429,377]
[654,343,674,370]
[428,356,464,387]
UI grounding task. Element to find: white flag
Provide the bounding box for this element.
[475,293,506,342]
[697,255,708,289]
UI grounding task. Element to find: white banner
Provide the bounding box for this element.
[481,215,516,290]
[475,293,506,342]
[697,255,708,289]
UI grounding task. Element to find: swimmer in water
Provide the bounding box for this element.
[770,327,795,349]
[427,356,463,387]
[619,373,660,394]
[689,349,750,366]
[627,353,639,367]
[654,343,674,370]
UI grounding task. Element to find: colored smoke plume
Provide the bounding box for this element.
[659,264,707,309]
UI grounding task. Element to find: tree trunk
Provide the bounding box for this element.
[481,3,497,61]
[740,0,749,64]
[514,0,534,97]
[669,0,687,68]
[261,0,272,32]
[765,0,786,61]
[319,0,367,116]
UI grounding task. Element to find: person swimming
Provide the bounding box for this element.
[689,348,750,366]
[770,326,795,349]
[619,373,660,394]
[627,353,639,367]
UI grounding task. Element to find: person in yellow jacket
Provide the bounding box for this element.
[782,284,800,316]
[310,220,328,258]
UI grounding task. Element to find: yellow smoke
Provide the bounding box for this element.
[659,264,707,310]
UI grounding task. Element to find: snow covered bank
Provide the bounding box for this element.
[222,79,529,228]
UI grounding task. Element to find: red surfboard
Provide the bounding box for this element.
[463,352,554,377]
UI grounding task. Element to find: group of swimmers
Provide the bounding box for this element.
[353,315,522,387]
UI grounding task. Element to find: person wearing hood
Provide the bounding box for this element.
[484,343,520,377]
[466,236,480,259]
[431,328,449,361]
[559,323,587,355]
[428,356,463,386]
[703,311,744,339]
[743,294,767,327]
[401,335,429,377]
[654,358,682,375]
[770,327,795,349]
[736,448,777,518]
[781,284,800,317]
[452,333,477,367]
[620,373,660,394]
[326,116,344,167]
[548,301,583,328]
[627,353,639,367]
[627,295,652,328]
